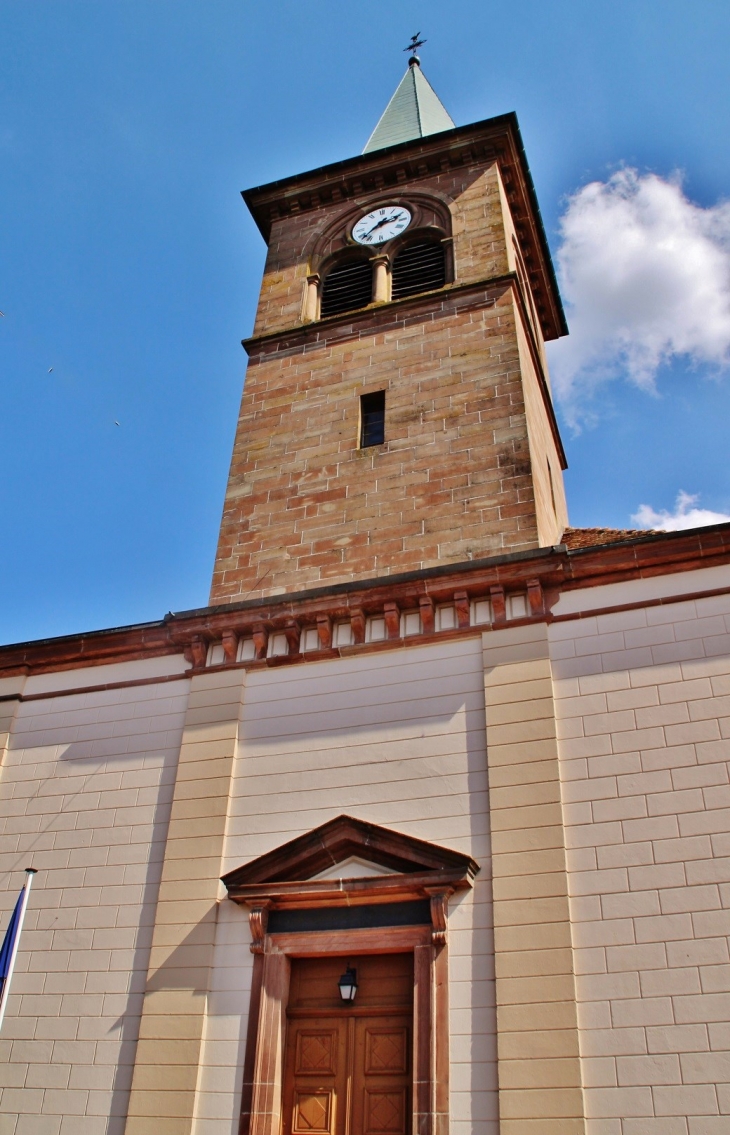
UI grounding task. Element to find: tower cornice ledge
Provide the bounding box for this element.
[1,524,729,679]
[243,272,519,356]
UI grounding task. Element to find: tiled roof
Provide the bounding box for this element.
[363,62,455,154]
[561,526,657,550]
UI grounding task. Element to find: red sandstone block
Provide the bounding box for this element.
[210,162,556,604]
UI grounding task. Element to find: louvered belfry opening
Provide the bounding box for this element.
[320,257,373,317]
[391,239,446,300]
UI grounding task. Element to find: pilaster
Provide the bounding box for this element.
[483,623,585,1134]
[124,667,246,1135]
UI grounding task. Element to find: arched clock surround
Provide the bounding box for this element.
[301,193,455,322]
[306,192,453,272]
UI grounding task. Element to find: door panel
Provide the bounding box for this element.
[284,1019,347,1135]
[287,954,414,1013]
[364,1027,408,1075]
[283,956,413,1135]
[296,1029,340,1075]
[353,1017,410,1135]
[363,1089,407,1135]
[293,1090,335,1134]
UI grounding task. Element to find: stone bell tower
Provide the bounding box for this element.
[210,56,568,606]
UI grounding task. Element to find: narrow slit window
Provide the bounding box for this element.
[360,391,385,448]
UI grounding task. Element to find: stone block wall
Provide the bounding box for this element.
[211,285,544,603]
[194,637,497,1135]
[1,558,730,1134]
[0,656,189,1135]
[552,566,730,1134]
[210,149,565,605]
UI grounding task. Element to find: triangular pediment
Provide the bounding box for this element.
[221,815,477,890]
[311,856,398,881]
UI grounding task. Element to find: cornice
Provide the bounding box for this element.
[221,813,478,886]
[242,113,567,343]
[242,272,516,357]
[224,872,470,910]
[0,524,729,679]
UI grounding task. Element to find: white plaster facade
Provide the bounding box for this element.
[0,561,728,1134]
[553,564,730,1134]
[0,656,190,1134]
[195,638,496,1135]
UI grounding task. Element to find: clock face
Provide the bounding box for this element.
[352,206,412,246]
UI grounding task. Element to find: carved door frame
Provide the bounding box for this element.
[221,817,478,1135]
[239,925,448,1135]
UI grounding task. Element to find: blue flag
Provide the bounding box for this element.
[0,887,25,991]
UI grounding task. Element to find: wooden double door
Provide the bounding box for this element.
[282,954,413,1135]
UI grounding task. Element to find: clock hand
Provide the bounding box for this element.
[365,214,398,237]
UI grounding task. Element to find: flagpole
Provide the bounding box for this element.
[0,868,37,1032]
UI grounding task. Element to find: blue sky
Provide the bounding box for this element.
[1,1,730,644]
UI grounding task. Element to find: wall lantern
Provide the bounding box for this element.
[338,965,358,1002]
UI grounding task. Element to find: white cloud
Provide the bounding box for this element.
[548,169,730,421]
[632,490,730,531]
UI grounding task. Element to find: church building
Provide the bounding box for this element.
[1,54,730,1135]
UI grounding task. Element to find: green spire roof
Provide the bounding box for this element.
[363,62,455,154]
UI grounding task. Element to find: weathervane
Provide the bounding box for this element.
[404,33,426,67]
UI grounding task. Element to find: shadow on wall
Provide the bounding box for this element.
[52,738,181,1135]
[198,897,254,1135]
[108,894,254,1135]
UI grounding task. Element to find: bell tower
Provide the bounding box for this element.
[210,58,568,605]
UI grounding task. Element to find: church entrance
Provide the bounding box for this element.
[282,954,413,1135]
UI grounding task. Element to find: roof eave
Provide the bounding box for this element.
[3,522,730,670]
